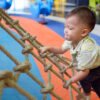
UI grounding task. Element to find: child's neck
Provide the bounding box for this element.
[72,36,89,49]
[72,42,78,49]
[72,38,83,49]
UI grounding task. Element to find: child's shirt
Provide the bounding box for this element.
[62,36,100,71]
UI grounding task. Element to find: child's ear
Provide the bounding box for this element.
[81,29,89,37]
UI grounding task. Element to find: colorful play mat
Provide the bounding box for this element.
[0,11,100,100]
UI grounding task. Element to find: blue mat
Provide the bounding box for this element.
[0,28,51,100]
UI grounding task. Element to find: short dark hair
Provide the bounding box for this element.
[66,6,96,31]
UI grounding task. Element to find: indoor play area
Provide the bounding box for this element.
[0,0,100,100]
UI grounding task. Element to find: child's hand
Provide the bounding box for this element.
[40,46,49,54]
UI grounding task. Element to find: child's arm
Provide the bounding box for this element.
[40,46,67,54]
[40,40,71,54]
[63,69,90,88]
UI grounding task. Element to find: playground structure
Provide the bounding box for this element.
[29,0,53,23]
[29,0,53,17]
[0,8,90,100]
[0,0,12,9]
[0,0,53,17]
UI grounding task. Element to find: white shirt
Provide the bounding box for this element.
[62,36,100,71]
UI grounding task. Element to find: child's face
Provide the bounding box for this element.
[64,15,89,44]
